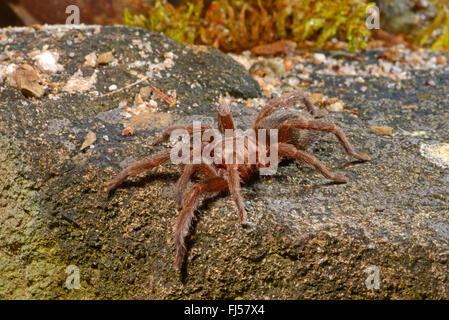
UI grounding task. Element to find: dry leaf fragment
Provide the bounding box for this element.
[327,102,344,112]
[370,126,394,136]
[80,130,96,150]
[97,51,114,65]
[251,40,297,56]
[14,64,45,98]
[152,86,175,106]
[371,29,407,47]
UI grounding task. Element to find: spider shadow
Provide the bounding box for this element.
[177,171,263,280]
[306,159,369,190]
[105,171,179,198]
[335,159,369,170]
[178,190,226,281]
[177,159,356,279]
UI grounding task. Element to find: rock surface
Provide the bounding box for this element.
[0,25,448,299]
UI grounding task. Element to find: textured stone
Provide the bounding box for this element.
[0,25,448,299]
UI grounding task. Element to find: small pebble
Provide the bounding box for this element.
[84,52,97,68]
[326,102,344,112]
[369,126,394,136]
[122,127,134,137]
[436,56,447,65]
[97,51,114,65]
[312,53,326,64]
[33,50,62,74]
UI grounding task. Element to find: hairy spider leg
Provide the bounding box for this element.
[278,143,349,183]
[278,118,371,161]
[217,103,236,133]
[252,92,327,130]
[223,165,248,226]
[174,176,228,270]
[153,123,213,145]
[175,163,218,210]
[104,149,172,192]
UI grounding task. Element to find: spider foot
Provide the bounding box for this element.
[333,174,349,183]
[353,152,371,161]
[174,241,187,271]
[173,254,183,271]
[104,179,119,192]
[241,220,257,233]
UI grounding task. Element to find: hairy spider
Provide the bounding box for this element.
[104,92,370,270]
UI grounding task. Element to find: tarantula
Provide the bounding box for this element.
[104,92,370,270]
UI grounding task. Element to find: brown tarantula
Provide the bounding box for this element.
[105,92,370,270]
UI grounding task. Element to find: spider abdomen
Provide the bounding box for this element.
[255,108,323,150]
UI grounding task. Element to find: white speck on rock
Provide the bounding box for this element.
[63,69,97,93]
[326,102,344,112]
[33,50,63,74]
[420,143,449,169]
[84,51,97,68]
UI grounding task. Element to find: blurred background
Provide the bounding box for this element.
[0,0,447,51]
[0,0,158,26]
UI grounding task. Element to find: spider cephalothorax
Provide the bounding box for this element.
[105,92,370,270]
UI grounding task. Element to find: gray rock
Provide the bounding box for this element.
[0,25,448,299]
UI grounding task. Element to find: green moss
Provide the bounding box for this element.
[415,1,449,50]
[0,137,63,299]
[124,1,203,45]
[124,0,373,53]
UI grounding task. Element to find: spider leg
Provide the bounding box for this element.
[104,149,171,192]
[175,163,218,210]
[217,103,235,133]
[174,176,228,270]
[252,103,277,130]
[153,123,212,145]
[279,118,371,161]
[278,143,349,183]
[282,92,327,118]
[175,164,196,210]
[223,165,248,226]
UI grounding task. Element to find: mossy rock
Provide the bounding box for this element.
[1,25,448,299]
